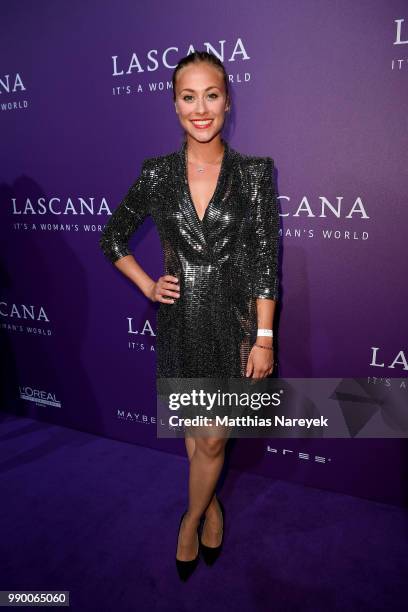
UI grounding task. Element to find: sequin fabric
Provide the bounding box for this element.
[99,138,280,378]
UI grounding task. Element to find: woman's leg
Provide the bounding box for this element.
[185,436,220,525]
[177,435,227,560]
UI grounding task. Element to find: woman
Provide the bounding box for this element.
[99,51,280,580]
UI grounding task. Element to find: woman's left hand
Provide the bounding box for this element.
[246,344,274,378]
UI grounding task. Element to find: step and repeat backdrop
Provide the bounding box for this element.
[1,1,407,506]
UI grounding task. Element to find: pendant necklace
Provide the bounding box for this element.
[187,148,224,173]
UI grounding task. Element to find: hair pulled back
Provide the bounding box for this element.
[172,50,230,106]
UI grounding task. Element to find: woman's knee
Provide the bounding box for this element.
[195,437,226,458]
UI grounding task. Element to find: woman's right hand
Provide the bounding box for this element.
[147,275,180,303]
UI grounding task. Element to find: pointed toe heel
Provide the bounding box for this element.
[175,511,200,581]
[199,499,225,566]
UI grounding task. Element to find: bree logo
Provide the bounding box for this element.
[267,446,331,464]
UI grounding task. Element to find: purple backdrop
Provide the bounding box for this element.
[1,0,407,506]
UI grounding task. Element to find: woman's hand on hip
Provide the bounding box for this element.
[147,275,180,303]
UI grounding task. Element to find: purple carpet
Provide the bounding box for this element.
[0,412,407,612]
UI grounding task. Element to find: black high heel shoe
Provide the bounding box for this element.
[199,498,225,566]
[175,511,200,581]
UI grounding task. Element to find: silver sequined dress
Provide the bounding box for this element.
[99,138,279,378]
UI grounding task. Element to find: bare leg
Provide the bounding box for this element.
[185,436,220,522]
[177,435,226,561]
[184,435,195,461]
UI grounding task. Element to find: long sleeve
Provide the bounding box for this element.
[251,157,280,300]
[99,159,152,264]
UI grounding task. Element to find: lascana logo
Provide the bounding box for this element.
[280,196,369,219]
[394,18,408,45]
[127,317,156,353]
[392,18,408,71]
[370,347,408,371]
[1,301,52,336]
[0,302,50,322]
[0,72,29,111]
[12,196,110,216]
[281,195,370,242]
[0,73,26,94]
[112,39,250,76]
[127,317,155,336]
[111,39,252,97]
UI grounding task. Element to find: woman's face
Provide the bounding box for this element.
[174,62,229,144]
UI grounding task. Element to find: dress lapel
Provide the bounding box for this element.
[177,138,234,245]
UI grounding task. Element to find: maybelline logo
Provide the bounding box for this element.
[117,410,156,424]
[1,73,29,111]
[267,446,331,464]
[392,18,408,71]
[20,386,61,408]
[370,347,408,371]
[0,301,50,322]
